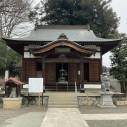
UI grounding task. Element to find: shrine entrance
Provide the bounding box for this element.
[56,63,68,82]
[44,62,80,91]
[56,63,69,91]
[31,39,101,91]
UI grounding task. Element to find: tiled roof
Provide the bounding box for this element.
[5,25,120,42]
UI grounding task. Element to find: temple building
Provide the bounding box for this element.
[3,25,121,91]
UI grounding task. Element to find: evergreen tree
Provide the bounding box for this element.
[110,35,127,93]
[29,0,119,38]
[0,40,21,77]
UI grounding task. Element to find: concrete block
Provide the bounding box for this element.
[124,101,127,105]
[115,101,125,106]
[3,98,22,109]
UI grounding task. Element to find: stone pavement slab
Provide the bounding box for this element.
[81,113,127,120]
[79,106,127,114]
[87,120,127,127]
[2,112,44,127]
[40,108,89,127]
[0,106,45,127]
[2,106,127,127]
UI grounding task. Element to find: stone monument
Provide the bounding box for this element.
[98,73,116,108]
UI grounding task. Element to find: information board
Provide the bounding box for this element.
[28,78,43,93]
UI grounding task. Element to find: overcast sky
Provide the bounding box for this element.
[103,0,127,67]
[33,0,127,67]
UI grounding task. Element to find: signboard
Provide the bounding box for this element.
[5,70,9,81]
[28,78,43,93]
[55,47,70,53]
[23,84,29,89]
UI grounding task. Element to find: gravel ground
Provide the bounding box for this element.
[0,105,45,127]
[87,120,127,127]
[79,106,127,114]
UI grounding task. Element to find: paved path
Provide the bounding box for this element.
[2,107,127,127]
[40,108,89,127]
[0,106,45,127]
[40,108,127,127]
[2,112,44,127]
[81,113,127,120]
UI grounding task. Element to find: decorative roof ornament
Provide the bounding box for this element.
[57,33,68,40]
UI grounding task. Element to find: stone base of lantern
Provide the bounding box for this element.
[98,92,116,108]
[3,98,22,109]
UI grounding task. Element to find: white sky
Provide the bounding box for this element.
[33,0,127,67]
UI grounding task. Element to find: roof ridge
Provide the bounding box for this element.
[35,25,90,30]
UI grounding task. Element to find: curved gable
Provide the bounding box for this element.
[33,40,96,55]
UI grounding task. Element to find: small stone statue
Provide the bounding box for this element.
[101,73,110,92]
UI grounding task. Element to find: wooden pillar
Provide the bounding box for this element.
[42,57,45,88]
[100,52,103,81]
[42,57,45,105]
[80,59,84,87]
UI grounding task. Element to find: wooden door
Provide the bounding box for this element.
[22,59,36,82]
[89,60,101,82]
[68,63,79,85]
[45,63,56,84]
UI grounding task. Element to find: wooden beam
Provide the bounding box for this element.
[33,40,95,55]
[45,58,80,63]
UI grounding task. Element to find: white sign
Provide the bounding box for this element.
[23,84,29,89]
[29,78,43,93]
[5,70,9,81]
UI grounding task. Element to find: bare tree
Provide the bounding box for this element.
[29,0,46,27]
[0,0,32,76]
[0,0,32,38]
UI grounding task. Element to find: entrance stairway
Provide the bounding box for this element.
[44,92,78,108]
[45,84,80,91]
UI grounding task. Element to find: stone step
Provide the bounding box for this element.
[46,98,77,100]
[48,100,77,103]
[44,92,79,107]
[48,98,77,103]
[48,100,77,104]
[48,102,77,104]
[47,95,77,98]
[49,98,77,101]
[48,104,78,108]
[48,98,77,100]
[48,95,77,97]
[48,96,77,98]
[48,98,77,101]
